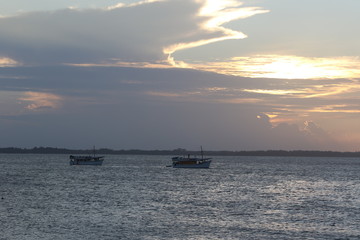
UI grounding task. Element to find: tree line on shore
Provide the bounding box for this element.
[0,147,360,157]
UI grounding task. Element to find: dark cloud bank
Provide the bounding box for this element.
[0,66,341,150]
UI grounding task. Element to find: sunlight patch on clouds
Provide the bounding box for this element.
[0,57,19,67]
[18,92,62,110]
[242,89,307,96]
[243,82,360,99]
[165,0,268,65]
[236,79,360,128]
[309,105,360,113]
[199,0,268,28]
[165,36,244,66]
[106,3,126,10]
[191,55,360,79]
[107,0,164,10]
[303,84,358,98]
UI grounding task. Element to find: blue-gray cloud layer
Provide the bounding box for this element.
[1,0,357,151]
[0,0,230,65]
[0,66,343,150]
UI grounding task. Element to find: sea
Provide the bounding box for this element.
[1,154,359,240]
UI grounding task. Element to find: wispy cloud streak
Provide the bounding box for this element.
[165,0,268,66]
[0,57,19,67]
[189,55,360,79]
[18,92,62,110]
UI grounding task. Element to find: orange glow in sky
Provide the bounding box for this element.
[190,55,360,80]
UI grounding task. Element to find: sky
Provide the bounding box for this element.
[1,0,360,151]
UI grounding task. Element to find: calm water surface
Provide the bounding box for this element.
[1,154,360,239]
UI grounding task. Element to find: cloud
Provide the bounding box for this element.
[302,121,341,149]
[0,57,19,67]
[0,1,359,151]
[164,0,268,66]
[18,91,62,110]
[0,0,267,66]
[0,65,355,150]
[188,55,360,79]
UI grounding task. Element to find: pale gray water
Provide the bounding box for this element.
[1,154,360,239]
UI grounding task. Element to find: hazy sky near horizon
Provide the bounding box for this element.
[1,0,360,151]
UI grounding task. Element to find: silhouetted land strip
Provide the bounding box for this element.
[1,147,360,158]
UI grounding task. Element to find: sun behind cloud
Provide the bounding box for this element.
[189,55,360,80]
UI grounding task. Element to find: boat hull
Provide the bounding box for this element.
[69,155,104,166]
[172,160,211,168]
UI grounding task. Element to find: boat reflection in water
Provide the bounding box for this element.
[171,147,212,168]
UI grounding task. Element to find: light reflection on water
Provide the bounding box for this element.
[1,154,359,239]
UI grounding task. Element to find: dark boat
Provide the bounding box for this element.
[69,147,104,165]
[171,146,212,168]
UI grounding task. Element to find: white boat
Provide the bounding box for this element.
[69,147,104,165]
[171,147,212,168]
[69,155,104,165]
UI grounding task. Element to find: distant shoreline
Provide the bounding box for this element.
[1,147,360,158]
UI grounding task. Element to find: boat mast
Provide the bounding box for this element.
[201,146,203,160]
